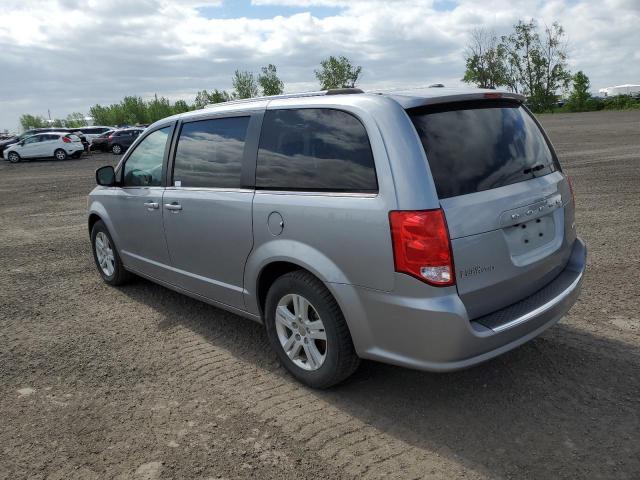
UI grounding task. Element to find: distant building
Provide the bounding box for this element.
[598,84,640,97]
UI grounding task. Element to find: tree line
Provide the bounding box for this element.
[19,25,639,130]
[19,56,362,130]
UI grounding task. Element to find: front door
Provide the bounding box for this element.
[20,135,42,158]
[109,126,174,281]
[161,115,254,309]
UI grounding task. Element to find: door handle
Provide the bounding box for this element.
[143,201,159,209]
[164,203,182,211]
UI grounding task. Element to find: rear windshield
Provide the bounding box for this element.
[409,101,557,199]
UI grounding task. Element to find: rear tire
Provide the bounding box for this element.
[111,144,122,155]
[265,270,360,388]
[54,149,67,161]
[91,220,131,286]
[7,151,20,163]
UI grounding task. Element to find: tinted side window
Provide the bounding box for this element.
[123,127,170,187]
[173,116,249,188]
[256,108,377,192]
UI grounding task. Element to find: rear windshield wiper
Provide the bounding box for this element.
[523,164,546,175]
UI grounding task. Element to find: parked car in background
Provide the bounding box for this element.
[5,132,84,162]
[75,126,113,143]
[88,87,586,388]
[108,128,144,154]
[70,130,90,152]
[0,127,71,158]
[0,135,18,157]
[90,129,116,152]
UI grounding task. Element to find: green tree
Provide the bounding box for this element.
[194,90,212,109]
[19,114,47,130]
[462,28,507,89]
[258,64,284,96]
[232,70,259,99]
[172,99,192,114]
[315,55,362,90]
[120,96,149,124]
[65,112,87,128]
[51,119,65,128]
[210,89,232,103]
[89,104,110,125]
[566,71,590,111]
[147,94,173,122]
[501,20,571,112]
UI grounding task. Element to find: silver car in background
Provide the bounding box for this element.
[88,87,586,388]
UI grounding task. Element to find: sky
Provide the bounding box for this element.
[0,0,638,131]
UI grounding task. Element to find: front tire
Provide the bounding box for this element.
[7,151,20,163]
[265,270,360,388]
[111,144,122,155]
[91,220,131,286]
[54,149,67,161]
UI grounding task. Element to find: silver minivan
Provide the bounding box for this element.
[88,87,586,388]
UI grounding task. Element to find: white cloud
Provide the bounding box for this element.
[0,0,638,131]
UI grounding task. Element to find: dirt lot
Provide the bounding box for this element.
[1,110,638,480]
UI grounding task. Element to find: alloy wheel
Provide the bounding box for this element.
[275,294,327,371]
[95,231,115,277]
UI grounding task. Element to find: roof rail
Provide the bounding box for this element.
[204,88,365,109]
[325,88,364,95]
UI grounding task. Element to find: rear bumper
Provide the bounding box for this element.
[331,237,586,372]
[66,145,84,153]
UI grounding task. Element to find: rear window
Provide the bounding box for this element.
[409,101,557,199]
[256,108,378,192]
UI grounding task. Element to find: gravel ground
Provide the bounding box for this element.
[1,110,638,480]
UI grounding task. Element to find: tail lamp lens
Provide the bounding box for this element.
[389,209,455,286]
[62,136,71,143]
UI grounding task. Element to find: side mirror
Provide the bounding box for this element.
[96,165,116,186]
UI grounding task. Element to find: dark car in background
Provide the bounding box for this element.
[108,128,144,154]
[90,130,116,152]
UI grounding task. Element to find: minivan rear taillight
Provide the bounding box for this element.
[389,209,455,286]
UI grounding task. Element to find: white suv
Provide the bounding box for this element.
[5,132,84,163]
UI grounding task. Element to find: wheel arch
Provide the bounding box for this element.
[246,238,352,315]
[87,203,123,255]
[88,212,102,234]
[256,261,306,317]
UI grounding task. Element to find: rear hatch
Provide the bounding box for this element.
[409,100,577,319]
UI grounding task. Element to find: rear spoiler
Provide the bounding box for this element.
[386,91,526,109]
